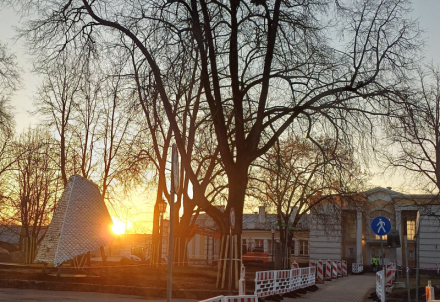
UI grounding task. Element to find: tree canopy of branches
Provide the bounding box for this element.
[383,66,440,194]
[0,43,19,136]
[249,135,367,267]
[8,0,422,283]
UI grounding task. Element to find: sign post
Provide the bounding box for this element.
[371,216,391,270]
[167,144,179,302]
[229,208,235,295]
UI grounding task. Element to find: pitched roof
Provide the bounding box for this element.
[34,175,114,267]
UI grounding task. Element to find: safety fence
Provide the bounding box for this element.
[376,270,385,302]
[199,295,258,302]
[352,262,363,274]
[426,280,440,302]
[254,266,316,298]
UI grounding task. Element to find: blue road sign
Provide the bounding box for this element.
[371,216,391,236]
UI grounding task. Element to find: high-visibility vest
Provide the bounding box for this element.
[372,258,378,265]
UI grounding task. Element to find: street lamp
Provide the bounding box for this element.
[157,199,167,264]
[124,207,131,234]
[271,228,275,269]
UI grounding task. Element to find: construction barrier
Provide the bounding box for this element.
[426,280,440,302]
[254,266,316,298]
[275,270,292,294]
[316,260,324,282]
[376,270,385,302]
[332,261,338,279]
[254,271,276,297]
[342,260,347,276]
[337,261,342,277]
[352,262,363,273]
[239,265,246,295]
[325,259,332,280]
[385,263,396,285]
[199,296,258,302]
[291,261,299,269]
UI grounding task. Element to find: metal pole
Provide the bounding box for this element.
[159,213,163,266]
[416,234,420,302]
[405,235,410,302]
[380,235,383,270]
[167,192,175,302]
[230,227,233,294]
[272,232,275,269]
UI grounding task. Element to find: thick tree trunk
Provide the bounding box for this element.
[215,168,247,289]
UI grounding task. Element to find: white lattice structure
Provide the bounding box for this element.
[34,175,115,267]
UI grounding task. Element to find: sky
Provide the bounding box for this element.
[0,1,439,216]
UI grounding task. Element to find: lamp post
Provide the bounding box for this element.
[124,207,131,234]
[271,228,275,269]
[157,199,167,264]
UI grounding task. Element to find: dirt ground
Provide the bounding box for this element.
[0,262,266,299]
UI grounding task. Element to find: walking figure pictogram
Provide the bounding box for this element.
[377,218,386,233]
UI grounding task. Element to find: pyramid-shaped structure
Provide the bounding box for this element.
[35,175,115,266]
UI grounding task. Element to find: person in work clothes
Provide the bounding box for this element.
[372,257,379,272]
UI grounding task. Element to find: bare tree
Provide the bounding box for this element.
[10,0,421,283]
[249,135,367,268]
[7,128,61,259]
[0,42,19,136]
[382,66,440,194]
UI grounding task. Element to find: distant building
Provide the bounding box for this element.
[188,187,440,268]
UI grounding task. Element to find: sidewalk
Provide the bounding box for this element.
[289,273,376,302]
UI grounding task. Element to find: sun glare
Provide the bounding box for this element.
[112,221,126,235]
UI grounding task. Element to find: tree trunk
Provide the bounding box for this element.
[215,168,247,289]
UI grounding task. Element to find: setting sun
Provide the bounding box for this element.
[112,221,125,235]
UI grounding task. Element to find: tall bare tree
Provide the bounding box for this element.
[382,66,440,194]
[249,135,367,267]
[11,0,421,283]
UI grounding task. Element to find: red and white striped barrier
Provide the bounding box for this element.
[342,260,347,276]
[291,261,299,269]
[199,296,258,302]
[337,261,342,277]
[275,270,291,294]
[325,259,332,280]
[254,271,276,297]
[332,261,338,279]
[224,296,258,302]
[239,265,246,295]
[254,266,316,298]
[290,267,300,291]
[386,263,396,285]
[316,260,324,282]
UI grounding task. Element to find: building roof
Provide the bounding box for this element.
[194,208,309,233]
[34,175,115,267]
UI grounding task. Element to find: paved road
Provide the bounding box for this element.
[0,274,375,302]
[289,273,376,302]
[0,288,198,302]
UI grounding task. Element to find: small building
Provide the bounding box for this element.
[309,187,440,268]
[187,206,310,265]
[187,187,440,268]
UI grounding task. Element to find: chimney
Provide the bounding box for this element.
[259,206,266,223]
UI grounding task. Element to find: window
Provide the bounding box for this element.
[409,250,414,259]
[407,220,415,240]
[253,239,264,252]
[290,240,296,255]
[299,240,308,255]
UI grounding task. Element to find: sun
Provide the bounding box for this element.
[112,221,126,235]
